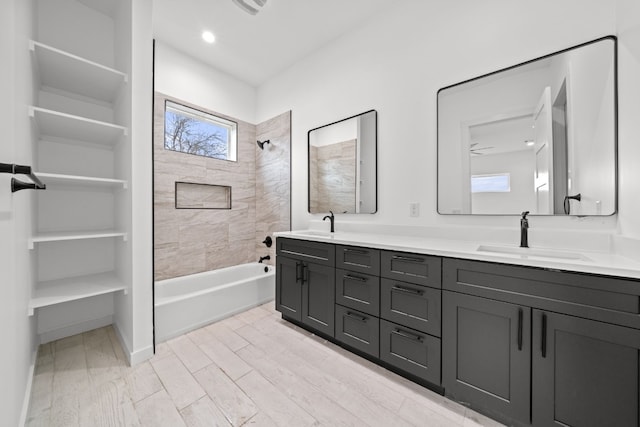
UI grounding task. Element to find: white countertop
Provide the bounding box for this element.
[274,230,640,280]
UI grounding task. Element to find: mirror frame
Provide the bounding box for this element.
[307,110,378,214]
[436,36,618,216]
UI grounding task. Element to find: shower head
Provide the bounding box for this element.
[232,0,267,15]
[256,139,270,150]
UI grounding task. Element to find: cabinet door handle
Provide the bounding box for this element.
[392,328,423,342]
[345,312,367,322]
[541,313,547,358]
[344,274,367,283]
[392,255,424,263]
[392,285,424,295]
[295,262,303,283]
[344,248,368,255]
[517,308,523,351]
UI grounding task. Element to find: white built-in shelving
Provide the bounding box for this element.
[29,106,127,146]
[28,272,127,316]
[36,172,128,189]
[29,13,131,315]
[29,230,128,250]
[30,40,127,103]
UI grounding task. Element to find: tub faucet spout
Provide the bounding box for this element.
[323,211,335,232]
[520,211,530,248]
[259,255,271,263]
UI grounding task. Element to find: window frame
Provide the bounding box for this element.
[164,100,238,162]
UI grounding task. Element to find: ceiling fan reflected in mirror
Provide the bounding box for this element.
[232,0,268,15]
[469,142,494,156]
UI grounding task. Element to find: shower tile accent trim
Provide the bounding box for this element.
[175,182,232,210]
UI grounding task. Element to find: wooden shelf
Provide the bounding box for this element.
[29,230,128,249]
[36,172,128,189]
[29,106,127,145]
[30,40,127,103]
[29,272,127,316]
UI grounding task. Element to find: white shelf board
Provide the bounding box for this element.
[30,40,127,103]
[29,272,127,315]
[29,106,127,146]
[29,230,128,249]
[36,172,128,189]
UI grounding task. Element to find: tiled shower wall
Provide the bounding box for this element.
[153,93,290,281]
[309,139,357,213]
[255,111,291,263]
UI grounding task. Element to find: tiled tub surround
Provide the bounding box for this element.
[274,230,640,427]
[154,93,290,280]
[255,111,292,268]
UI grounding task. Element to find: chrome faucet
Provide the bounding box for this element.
[323,211,335,232]
[520,211,529,248]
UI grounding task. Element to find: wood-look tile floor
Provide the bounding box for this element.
[26,302,505,427]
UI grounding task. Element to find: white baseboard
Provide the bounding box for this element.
[38,315,113,344]
[19,349,37,427]
[112,321,153,366]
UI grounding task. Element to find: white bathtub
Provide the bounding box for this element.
[154,262,275,342]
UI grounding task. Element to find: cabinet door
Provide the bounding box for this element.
[443,291,531,424]
[532,310,640,427]
[301,262,335,337]
[275,256,302,322]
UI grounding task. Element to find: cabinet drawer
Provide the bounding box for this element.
[443,258,640,330]
[380,319,441,386]
[380,278,441,336]
[336,245,380,275]
[335,305,380,358]
[381,251,441,288]
[276,237,335,267]
[335,269,380,316]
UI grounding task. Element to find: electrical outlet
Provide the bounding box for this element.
[409,202,420,217]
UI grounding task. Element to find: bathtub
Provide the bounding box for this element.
[155,262,275,342]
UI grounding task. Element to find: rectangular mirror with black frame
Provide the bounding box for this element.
[308,110,377,214]
[437,36,617,216]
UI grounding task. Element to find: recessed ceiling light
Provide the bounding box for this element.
[525,140,535,146]
[202,31,215,44]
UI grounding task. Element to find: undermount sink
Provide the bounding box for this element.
[476,245,592,262]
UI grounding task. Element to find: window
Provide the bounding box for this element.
[164,100,237,161]
[471,173,511,193]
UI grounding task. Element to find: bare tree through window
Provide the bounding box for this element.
[164,101,237,161]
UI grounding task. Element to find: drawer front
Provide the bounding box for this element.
[336,245,381,275]
[380,278,441,336]
[276,237,335,267]
[380,319,441,385]
[381,251,442,288]
[335,305,380,358]
[335,269,380,316]
[443,258,640,330]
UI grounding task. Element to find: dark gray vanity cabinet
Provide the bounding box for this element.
[442,291,531,424]
[334,245,381,357]
[442,257,640,427]
[276,238,336,337]
[532,310,640,427]
[379,252,443,386]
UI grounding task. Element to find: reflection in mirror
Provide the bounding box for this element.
[438,37,616,216]
[308,110,377,214]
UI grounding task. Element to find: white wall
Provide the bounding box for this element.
[1,1,38,425]
[154,41,256,124]
[257,0,627,241]
[616,0,640,239]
